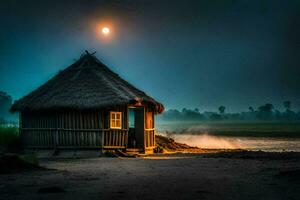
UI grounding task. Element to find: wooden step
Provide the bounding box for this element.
[126,148,144,155]
[126,148,143,152]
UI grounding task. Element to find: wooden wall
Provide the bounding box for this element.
[20,105,129,149]
[145,107,154,129]
[19,105,155,150]
[144,107,155,148]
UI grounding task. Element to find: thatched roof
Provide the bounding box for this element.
[11,52,164,113]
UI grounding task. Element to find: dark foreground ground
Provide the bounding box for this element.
[0,152,300,200]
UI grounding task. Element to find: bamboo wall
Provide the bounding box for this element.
[20,106,128,149]
[20,105,155,150]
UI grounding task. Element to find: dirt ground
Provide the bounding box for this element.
[0,152,300,200]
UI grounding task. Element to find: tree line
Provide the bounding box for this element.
[158,101,300,121]
[0,91,17,125]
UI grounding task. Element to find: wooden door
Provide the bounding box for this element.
[134,107,145,148]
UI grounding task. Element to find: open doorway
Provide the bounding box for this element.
[128,107,144,148]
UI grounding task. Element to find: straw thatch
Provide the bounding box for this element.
[11,52,164,113]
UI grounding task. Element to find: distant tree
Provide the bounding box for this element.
[161,109,181,120]
[160,108,206,121]
[230,113,243,120]
[297,111,300,120]
[210,113,222,120]
[0,91,13,120]
[274,109,282,120]
[181,108,203,120]
[248,106,254,112]
[257,103,274,120]
[218,106,226,115]
[283,101,291,111]
[258,103,274,112]
[158,103,300,122]
[282,101,296,120]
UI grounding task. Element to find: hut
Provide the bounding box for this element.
[11,52,164,154]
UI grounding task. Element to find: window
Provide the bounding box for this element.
[110,112,122,129]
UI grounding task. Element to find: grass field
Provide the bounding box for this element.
[156,121,300,138]
[0,126,19,148]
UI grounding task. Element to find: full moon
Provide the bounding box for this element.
[102,27,110,35]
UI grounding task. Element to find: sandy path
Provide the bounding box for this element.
[0,154,299,200]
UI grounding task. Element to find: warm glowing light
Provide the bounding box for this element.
[102,27,110,35]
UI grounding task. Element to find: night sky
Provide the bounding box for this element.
[0,0,299,112]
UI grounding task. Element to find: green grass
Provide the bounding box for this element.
[157,121,300,138]
[0,126,19,147]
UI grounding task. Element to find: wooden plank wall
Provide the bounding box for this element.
[57,110,103,148]
[21,112,56,147]
[21,110,104,148]
[21,105,129,149]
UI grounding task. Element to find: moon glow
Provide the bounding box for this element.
[102,27,110,35]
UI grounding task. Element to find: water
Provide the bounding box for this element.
[156,121,300,152]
